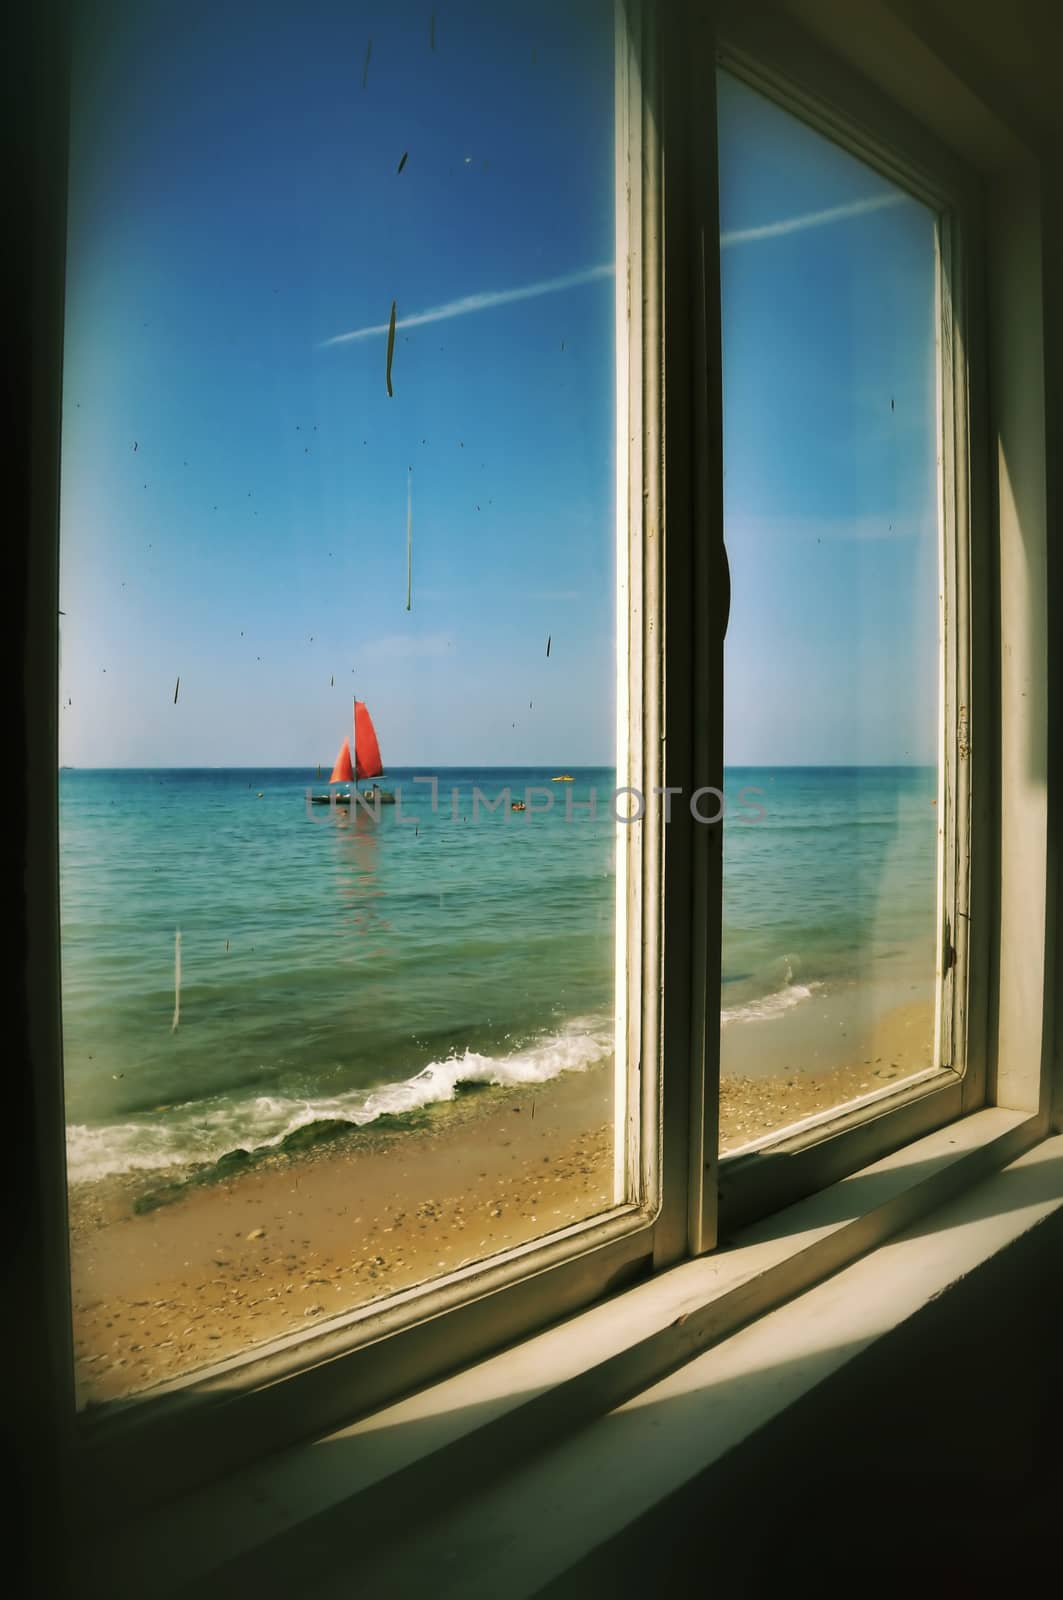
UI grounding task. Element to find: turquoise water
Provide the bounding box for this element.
[722,766,938,1024]
[60,766,937,1180]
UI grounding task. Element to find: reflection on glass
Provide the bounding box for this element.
[717,70,940,1153]
[60,0,618,1407]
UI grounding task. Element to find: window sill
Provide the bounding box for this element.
[80,1106,1058,1598]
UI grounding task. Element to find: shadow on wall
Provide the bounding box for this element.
[541,1205,1063,1599]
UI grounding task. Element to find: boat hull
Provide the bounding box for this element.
[310,791,396,807]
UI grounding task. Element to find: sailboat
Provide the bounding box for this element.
[311,699,395,806]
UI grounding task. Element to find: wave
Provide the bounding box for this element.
[721,954,821,1027]
[66,963,822,1184]
[721,979,821,1026]
[65,1015,615,1184]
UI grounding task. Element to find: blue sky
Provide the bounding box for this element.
[58,4,938,768]
[718,73,939,766]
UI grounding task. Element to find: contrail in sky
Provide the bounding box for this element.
[319,263,614,347]
[721,190,909,247]
[320,193,908,348]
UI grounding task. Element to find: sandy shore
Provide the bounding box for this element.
[720,986,935,1152]
[69,994,936,1409]
[69,1066,614,1410]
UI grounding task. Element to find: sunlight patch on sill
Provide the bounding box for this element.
[83,1107,1047,1599]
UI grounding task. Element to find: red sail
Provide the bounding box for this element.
[354,700,384,780]
[329,737,354,784]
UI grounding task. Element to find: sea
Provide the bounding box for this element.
[60,766,938,1184]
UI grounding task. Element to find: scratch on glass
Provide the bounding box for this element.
[171,930,182,1032]
[386,300,397,396]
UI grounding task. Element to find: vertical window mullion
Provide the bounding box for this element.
[938,207,984,1110]
[615,0,644,1211]
[645,0,727,1265]
[632,0,669,1248]
[686,9,727,1258]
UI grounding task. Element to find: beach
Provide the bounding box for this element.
[69,1063,613,1409]
[60,765,939,1408]
[68,988,934,1409]
[720,993,934,1151]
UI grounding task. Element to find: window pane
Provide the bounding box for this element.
[60,0,620,1408]
[717,71,941,1154]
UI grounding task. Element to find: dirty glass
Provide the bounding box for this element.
[716,70,941,1153]
[60,0,620,1407]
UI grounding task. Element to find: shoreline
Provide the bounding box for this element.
[69,1065,614,1410]
[720,996,934,1152]
[68,991,936,1409]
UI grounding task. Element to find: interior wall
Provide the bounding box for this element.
[542,1207,1063,1597]
[1043,133,1062,1133]
[543,8,1063,1591]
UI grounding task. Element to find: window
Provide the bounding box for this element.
[716,69,944,1154]
[59,0,665,1424]
[709,27,987,1230]
[26,0,1014,1532]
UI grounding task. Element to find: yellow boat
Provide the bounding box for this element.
[550,774,575,782]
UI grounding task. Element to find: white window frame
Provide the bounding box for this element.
[44,0,692,1523]
[21,0,1058,1559]
[709,10,993,1234]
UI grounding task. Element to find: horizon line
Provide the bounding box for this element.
[58,761,938,772]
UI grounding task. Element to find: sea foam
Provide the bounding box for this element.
[721,978,821,1027]
[65,1014,615,1184]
